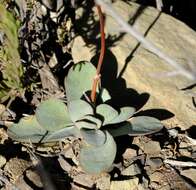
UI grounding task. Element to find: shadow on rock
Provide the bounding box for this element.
[91,49,151,111]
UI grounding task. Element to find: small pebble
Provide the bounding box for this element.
[58,156,72,173]
[73,173,94,188]
[96,174,111,190]
[146,157,163,171]
[179,148,191,157]
[168,128,178,138]
[122,148,137,160]
[150,171,165,182]
[4,158,31,182]
[26,169,43,188]
[143,141,161,154]
[0,104,5,115]
[0,155,6,168]
[121,163,141,176]
[15,176,33,190]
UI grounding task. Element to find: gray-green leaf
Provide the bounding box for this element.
[35,98,72,131]
[109,107,135,124]
[68,99,93,122]
[7,115,47,143]
[80,129,106,146]
[79,131,117,174]
[75,120,98,130]
[96,104,118,125]
[46,126,80,141]
[65,61,97,102]
[108,116,163,137]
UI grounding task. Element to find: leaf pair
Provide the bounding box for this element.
[8,99,79,143]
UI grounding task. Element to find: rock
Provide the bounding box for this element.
[96,174,111,190]
[63,146,75,159]
[168,128,179,138]
[192,151,196,159]
[73,173,94,188]
[150,181,159,189]
[71,183,83,190]
[25,169,43,188]
[122,148,138,166]
[110,177,146,190]
[15,176,33,190]
[48,53,58,68]
[179,141,189,148]
[0,128,8,144]
[146,157,163,172]
[149,171,165,182]
[123,148,137,160]
[158,184,171,190]
[180,168,196,183]
[72,1,196,130]
[4,158,31,182]
[149,172,172,190]
[121,163,141,176]
[0,104,5,115]
[58,156,72,173]
[110,177,140,190]
[0,155,6,168]
[143,141,161,154]
[179,148,191,157]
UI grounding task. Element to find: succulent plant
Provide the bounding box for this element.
[8,61,163,174]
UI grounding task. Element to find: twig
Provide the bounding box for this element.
[90,5,105,103]
[164,159,196,167]
[95,0,196,81]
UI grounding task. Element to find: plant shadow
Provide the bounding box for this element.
[74,0,174,120]
[91,49,150,111]
[91,49,174,121]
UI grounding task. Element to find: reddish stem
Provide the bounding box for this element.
[90,5,105,103]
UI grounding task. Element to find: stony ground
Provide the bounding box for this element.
[0,0,195,189]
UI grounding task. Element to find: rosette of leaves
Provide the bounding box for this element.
[8,61,163,174]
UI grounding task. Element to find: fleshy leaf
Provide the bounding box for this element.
[7,115,47,143]
[75,120,98,130]
[96,104,118,125]
[77,115,102,129]
[68,99,93,122]
[46,126,80,141]
[108,107,135,124]
[79,131,117,174]
[80,129,106,146]
[65,61,97,102]
[35,98,72,131]
[108,116,163,137]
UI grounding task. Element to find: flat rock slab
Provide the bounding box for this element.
[72,1,196,130]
